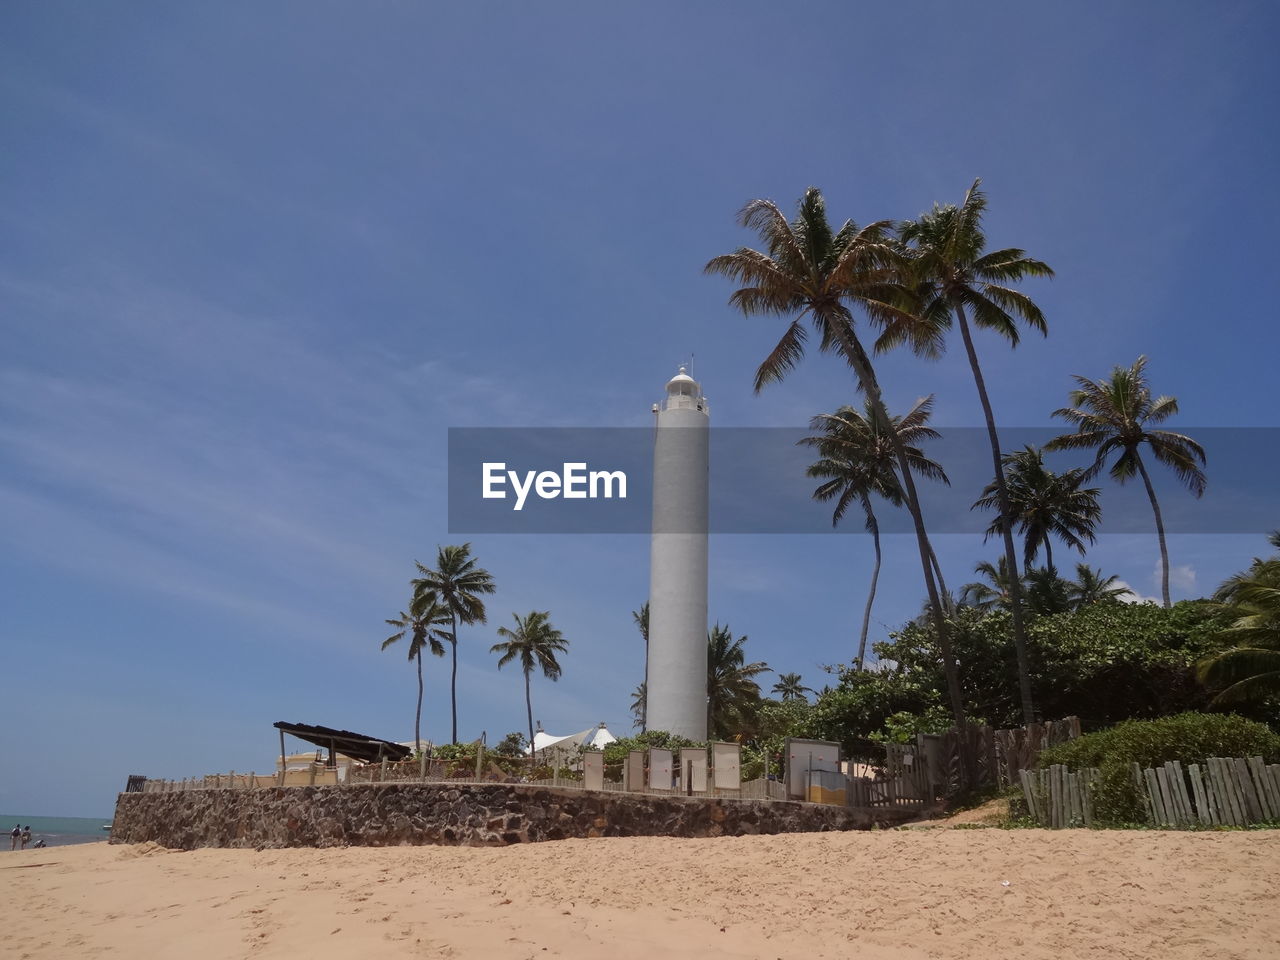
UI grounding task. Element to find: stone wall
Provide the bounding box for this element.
[111,782,886,850]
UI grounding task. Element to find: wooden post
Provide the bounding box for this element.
[380,757,387,782]
[279,729,287,787]
[1249,757,1278,819]
[1231,758,1262,822]
[1207,760,1235,826]
[1220,758,1247,826]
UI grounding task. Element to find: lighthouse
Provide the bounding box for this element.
[646,366,710,741]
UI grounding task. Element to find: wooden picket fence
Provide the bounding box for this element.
[1134,757,1280,828]
[917,716,1081,798]
[1020,765,1099,827]
[1019,756,1280,828]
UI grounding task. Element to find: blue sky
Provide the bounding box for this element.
[3,2,1278,817]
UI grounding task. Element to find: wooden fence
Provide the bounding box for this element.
[911,717,1081,799]
[132,742,790,803]
[1134,757,1280,828]
[1019,765,1099,827]
[1019,756,1280,828]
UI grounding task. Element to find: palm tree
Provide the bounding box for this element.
[632,602,649,731]
[382,593,450,754]
[706,624,770,739]
[1022,566,1072,616]
[771,672,814,701]
[800,396,948,668]
[898,179,1054,725]
[490,611,569,755]
[705,188,969,733]
[413,543,496,743]
[1196,533,1280,706]
[1066,563,1127,609]
[973,445,1102,573]
[629,682,647,730]
[1046,356,1207,607]
[961,557,1018,613]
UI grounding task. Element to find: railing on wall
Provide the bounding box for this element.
[132,721,1080,807]
[131,742,789,803]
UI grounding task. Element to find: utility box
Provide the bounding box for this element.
[784,738,842,801]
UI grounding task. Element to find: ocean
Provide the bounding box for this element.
[2,814,112,849]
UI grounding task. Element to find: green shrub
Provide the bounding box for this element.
[601,730,702,781]
[1038,712,1280,823]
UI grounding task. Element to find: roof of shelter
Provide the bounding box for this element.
[273,721,412,764]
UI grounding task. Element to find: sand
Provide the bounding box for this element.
[3,830,1277,959]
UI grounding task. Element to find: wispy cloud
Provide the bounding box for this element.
[0,274,576,635]
[1165,563,1198,592]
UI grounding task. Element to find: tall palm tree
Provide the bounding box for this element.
[706,624,770,739]
[413,543,496,743]
[771,672,814,701]
[800,396,948,668]
[705,188,969,733]
[973,445,1102,573]
[382,593,450,754]
[1066,563,1128,609]
[1046,356,1207,607]
[490,611,569,755]
[632,602,649,731]
[897,179,1054,724]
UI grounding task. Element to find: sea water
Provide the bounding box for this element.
[1,814,112,849]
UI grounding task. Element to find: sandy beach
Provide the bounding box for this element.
[3,830,1277,959]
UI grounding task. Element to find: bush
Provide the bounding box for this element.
[493,731,527,757]
[868,707,953,745]
[601,730,702,781]
[1038,712,1280,823]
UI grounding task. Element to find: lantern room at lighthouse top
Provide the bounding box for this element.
[660,365,708,413]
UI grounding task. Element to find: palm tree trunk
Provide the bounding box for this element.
[524,669,534,765]
[953,302,1036,724]
[641,635,649,734]
[835,326,968,735]
[449,611,459,744]
[414,652,424,755]
[928,543,952,611]
[1135,453,1172,607]
[1043,538,1054,575]
[857,498,881,670]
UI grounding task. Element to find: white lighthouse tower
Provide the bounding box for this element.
[646,365,710,741]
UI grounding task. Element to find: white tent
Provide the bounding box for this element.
[528,723,617,757]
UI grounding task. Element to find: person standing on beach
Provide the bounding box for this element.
[9,824,19,850]
[20,827,32,850]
